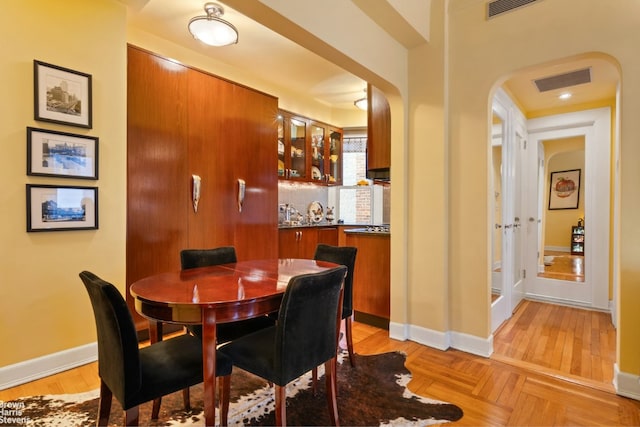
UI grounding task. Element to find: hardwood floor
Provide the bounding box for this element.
[538,250,585,282]
[493,299,616,390]
[1,316,638,426]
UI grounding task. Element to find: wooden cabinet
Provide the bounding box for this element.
[345,232,390,321]
[278,110,343,185]
[367,84,391,174]
[571,226,585,255]
[278,111,308,180]
[278,227,338,258]
[127,46,278,330]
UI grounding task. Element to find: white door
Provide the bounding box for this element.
[509,126,526,311]
[491,90,527,332]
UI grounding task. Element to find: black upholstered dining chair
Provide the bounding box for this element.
[179,246,276,343]
[314,244,358,366]
[218,266,347,426]
[79,271,232,426]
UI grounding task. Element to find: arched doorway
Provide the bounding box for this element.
[489,54,619,384]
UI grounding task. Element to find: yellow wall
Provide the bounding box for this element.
[0,0,127,366]
[446,0,640,373]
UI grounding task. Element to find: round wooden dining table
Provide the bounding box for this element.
[130,258,339,426]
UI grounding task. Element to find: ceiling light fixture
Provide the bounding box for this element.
[558,92,572,100]
[188,2,238,47]
[354,97,368,110]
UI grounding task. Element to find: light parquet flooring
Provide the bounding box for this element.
[492,299,616,389]
[1,319,639,426]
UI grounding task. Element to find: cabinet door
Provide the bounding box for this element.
[279,229,301,258]
[298,228,319,259]
[310,121,326,182]
[278,112,305,179]
[127,47,189,327]
[328,127,342,185]
[367,84,391,171]
[347,234,390,319]
[317,227,338,246]
[228,84,279,260]
[187,68,234,248]
[188,70,278,260]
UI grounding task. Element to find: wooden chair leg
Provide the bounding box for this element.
[345,316,355,367]
[182,387,191,411]
[219,375,231,427]
[311,367,318,396]
[274,384,287,426]
[97,380,112,427]
[151,397,161,419]
[325,358,340,426]
[125,406,140,426]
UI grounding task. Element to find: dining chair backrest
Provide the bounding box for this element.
[79,270,141,403]
[180,246,237,270]
[275,266,347,385]
[313,244,357,318]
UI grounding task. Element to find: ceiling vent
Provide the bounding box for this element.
[533,68,592,92]
[487,0,540,19]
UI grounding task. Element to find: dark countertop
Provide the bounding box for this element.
[343,227,390,236]
[278,222,370,229]
[278,223,390,235]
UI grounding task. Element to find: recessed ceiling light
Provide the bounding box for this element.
[559,92,572,100]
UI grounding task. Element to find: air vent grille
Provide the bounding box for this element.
[534,68,592,92]
[487,0,539,19]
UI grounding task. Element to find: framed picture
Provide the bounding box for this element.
[26,184,98,232]
[27,127,98,179]
[548,169,581,210]
[33,60,92,129]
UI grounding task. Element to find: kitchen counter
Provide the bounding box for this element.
[278,222,375,229]
[343,225,390,236]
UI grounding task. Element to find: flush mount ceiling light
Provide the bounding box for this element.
[354,97,368,110]
[188,2,238,47]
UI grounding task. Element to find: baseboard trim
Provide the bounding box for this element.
[451,331,493,357]
[614,363,640,400]
[392,322,493,357]
[0,343,97,390]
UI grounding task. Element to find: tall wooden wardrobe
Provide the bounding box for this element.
[126,46,279,330]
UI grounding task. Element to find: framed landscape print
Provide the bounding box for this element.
[27,127,98,179]
[26,184,98,232]
[33,60,92,129]
[548,169,581,210]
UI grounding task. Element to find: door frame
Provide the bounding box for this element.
[526,107,611,310]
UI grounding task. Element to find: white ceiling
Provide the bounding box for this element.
[122,0,619,114]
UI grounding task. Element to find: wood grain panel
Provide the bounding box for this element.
[367,84,391,171]
[127,46,278,330]
[126,46,189,327]
[345,233,390,318]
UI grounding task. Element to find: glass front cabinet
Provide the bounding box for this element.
[278,112,308,181]
[278,110,342,185]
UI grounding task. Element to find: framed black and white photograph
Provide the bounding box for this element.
[27,127,98,179]
[548,169,581,210]
[34,60,92,129]
[26,184,98,232]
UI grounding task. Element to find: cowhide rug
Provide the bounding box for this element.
[10,351,463,426]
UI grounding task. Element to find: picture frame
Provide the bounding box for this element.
[27,127,98,179]
[548,169,581,210]
[34,60,92,129]
[26,184,98,232]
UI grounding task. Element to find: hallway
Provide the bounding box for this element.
[492,299,615,392]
